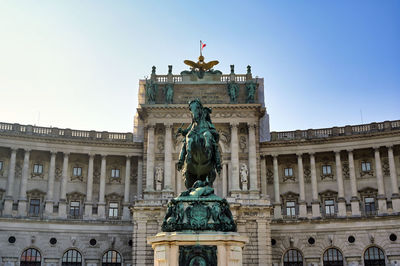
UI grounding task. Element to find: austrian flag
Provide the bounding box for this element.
[201,41,206,50]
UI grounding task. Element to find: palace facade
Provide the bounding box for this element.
[0,63,399,266]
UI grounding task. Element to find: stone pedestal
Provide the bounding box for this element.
[147,232,248,266]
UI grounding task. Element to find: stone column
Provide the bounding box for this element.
[348,150,361,216]
[222,163,228,198]
[4,147,17,216]
[58,152,69,219]
[310,153,321,218]
[248,123,258,192]
[137,157,143,199]
[122,156,131,221]
[297,153,307,218]
[145,124,155,191]
[98,154,107,219]
[45,151,57,217]
[84,154,95,219]
[272,155,282,219]
[374,147,387,214]
[17,149,31,216]
[335,150,347,217]
[260,156,267,198]
[230,122,240,193]
[164,123,173,191]
[387,146,400,212]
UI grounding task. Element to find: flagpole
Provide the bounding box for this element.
[200,40,202,56]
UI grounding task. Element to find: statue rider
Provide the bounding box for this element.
[176,99,222,176]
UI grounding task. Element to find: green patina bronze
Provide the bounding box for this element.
[162,99,236,232]
[145,79,158,104]
[179,245,217,266]
[227,81,239,104]
[246,78,257,103]
[164,83,174,104]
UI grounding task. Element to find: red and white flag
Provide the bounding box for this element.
[201,40,206,50]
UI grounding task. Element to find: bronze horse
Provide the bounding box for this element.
[176,99,222,189]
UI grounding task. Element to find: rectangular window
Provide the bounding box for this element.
[29,199,40,216]
[108,202,119,218]
[284,168,293,177]
[286,201,296,217]
[0,161,3,170]
[73,167,82,176]
[33,164,43,174]
[325,199,335,216]
[364,197,376,215]
[322,165,332,175]
[111,169,120,178]
[69,201,80,218]
[361,162,371,172]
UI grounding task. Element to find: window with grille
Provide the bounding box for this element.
[364,197,376,216]
[73,167,82,176]
[361,161,371,172]
[284,168,293,177]
[109,203,119,218]
[29,199,40,216]
[323,248,343,266]
[286,201,296,217]
[283,249,303,266]
[325,199,335,216]
[62,249,82,266]
[364,246,385,266]
[20,248,41,266]
[111,169,120,178]
[69,201,80,218]
[102,250,122,266]
[33,164,43,174]
[322,165,332,175]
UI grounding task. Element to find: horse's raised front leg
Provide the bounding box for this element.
[186,137,193,163]
[203,131,213,159]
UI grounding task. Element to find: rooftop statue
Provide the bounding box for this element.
[182,43,221,78]
[162,98,236,232]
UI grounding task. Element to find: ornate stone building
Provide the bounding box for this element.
[0,62,399,266]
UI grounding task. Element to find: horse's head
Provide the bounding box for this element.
[188,99,203,123]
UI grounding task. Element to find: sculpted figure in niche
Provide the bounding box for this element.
[157,136,164,152]
[240,163,248,191]
[155,166,164,191]
[239,136,247,150]
[164,83,174,104]
[227,81,239,103]
[145,79,158,104]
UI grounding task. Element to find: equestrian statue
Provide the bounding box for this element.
[161,98,236,232]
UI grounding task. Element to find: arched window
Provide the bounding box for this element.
[62,249,82,266]
[283,249,303,266]
[323,248,343,266]
[102,250,122,266]
[364,246,385,266]
[21,248,41,266]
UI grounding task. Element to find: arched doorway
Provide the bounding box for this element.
[102,250,122,266]
[20,248,41,266]
[62,249,82,266]
[283,249,303,266]
[323,248,344,266]
[364,246,385,266]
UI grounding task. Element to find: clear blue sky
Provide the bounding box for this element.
[1,1,399,132]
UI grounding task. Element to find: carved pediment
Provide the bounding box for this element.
[27,189,46,198]
[66,191,86,202]
[319,189,338,198]
[105,192,123,202]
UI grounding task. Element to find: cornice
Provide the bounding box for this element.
[0,133,143,149]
